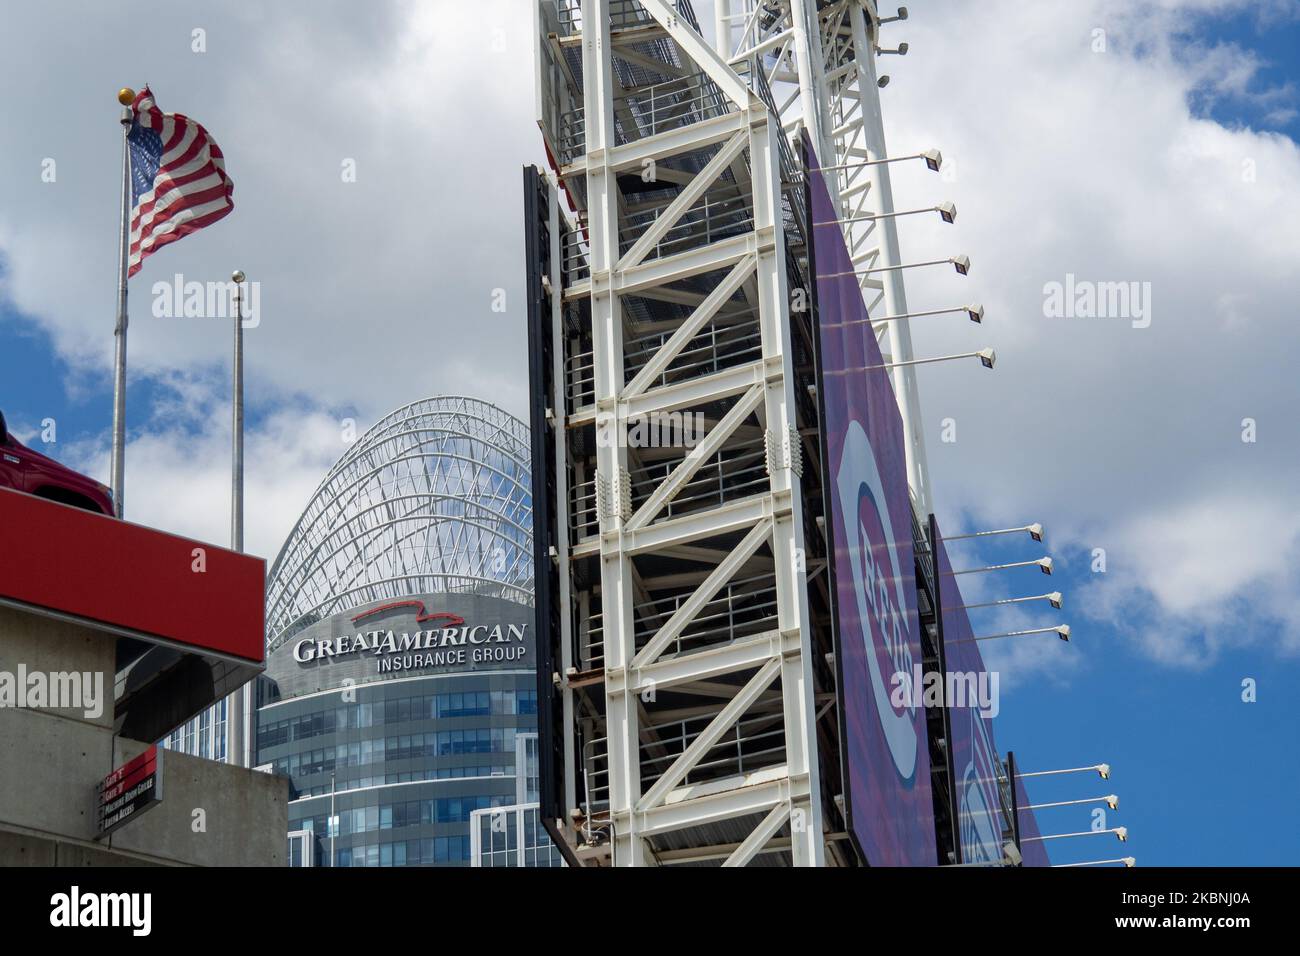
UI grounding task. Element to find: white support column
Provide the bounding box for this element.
[550,0,835,867]
[547,178,578,816]
[714,0,732,55]
[718,1,933,514]
[582,0,649,867]
[847,3,932,514]
[749,108,825,867]
[789,0,836,191]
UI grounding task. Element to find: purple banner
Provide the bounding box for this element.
[1015,775,1052,866]
[809,143,935,866]
[933,521,1007,865]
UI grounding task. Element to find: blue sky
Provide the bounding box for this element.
[969,2,1300,867]
[954,531,1300,866]
[2,0,1299,866]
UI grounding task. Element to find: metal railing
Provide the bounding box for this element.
[558,69,735,165]
[564,317,762,410]
[569,434,769,542]
[581,569,779,671]
[583,706,787,808]
[555,0,660,36]
[553,0,704,40]
[569,468,601,541]
[620,189,755,261]
[631,439,769,516]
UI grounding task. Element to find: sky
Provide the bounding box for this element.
[2,0,1298,866]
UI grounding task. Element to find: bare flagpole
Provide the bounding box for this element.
[110,87,136,518]
[231,269,248,767]
[231,270,245,553]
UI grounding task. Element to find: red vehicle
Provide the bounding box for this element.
[0,409,115,516]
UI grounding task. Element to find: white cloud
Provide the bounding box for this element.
[3,0,1298,671]
[872,0,1300,666]
[1077,490,1300,664]
[63,399,345,562]
[0,0,546,426]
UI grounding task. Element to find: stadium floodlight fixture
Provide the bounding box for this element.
[952,556,1052,576]
[854,348,995,373]
[831,304,984,328]
[815,148,943,174]
[1022,826,1128,845]
[1054,857,1136,868]
[877,42,909,55]
[946,522,1043,543]
[1026,795,1119,812]
[814,202,956,227]
[971,624,1070,643]
[1020,764,1112,781]
[954,592,1063,611]
[819,255,970,280]
[880,6,909,23]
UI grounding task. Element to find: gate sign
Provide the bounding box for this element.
[934,521,1006,864]
[809,141,936,866]
[96,745,164,838]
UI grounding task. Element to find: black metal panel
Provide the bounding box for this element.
[1007,751,1022,851]
[928,513,962,865]
[522,166,567,836]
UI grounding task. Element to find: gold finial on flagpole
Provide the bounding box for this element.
[117,88,136,106]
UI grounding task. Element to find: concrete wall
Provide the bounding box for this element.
[109,740,288,866]
[0,604,287,866]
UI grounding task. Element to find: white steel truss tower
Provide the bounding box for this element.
[526,0,934,867]
[717,0,932,514]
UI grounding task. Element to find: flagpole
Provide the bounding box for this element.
[231,269,248,768]
[231,269,245,554]
[110,88,135,518]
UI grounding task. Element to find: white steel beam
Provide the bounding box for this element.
[569,359,765,426]
[637,657,782,811]
[623,383,765,531]
[845,3,933,514]
[547,178,578,816]
[623,253,757,398]
[630,516,773,666]
[748,90,825,868]
[624,628,798,695]
[723,802,792,867]
[596,111,747,176]
[582,0,650,867]
[618,129,750,270]
[638,0,755,108]
[636,771,805,837]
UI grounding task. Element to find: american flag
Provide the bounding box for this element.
[126,87,234,277]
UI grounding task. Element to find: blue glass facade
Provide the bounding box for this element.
[253,398,552,867]
[258,667,539,866]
